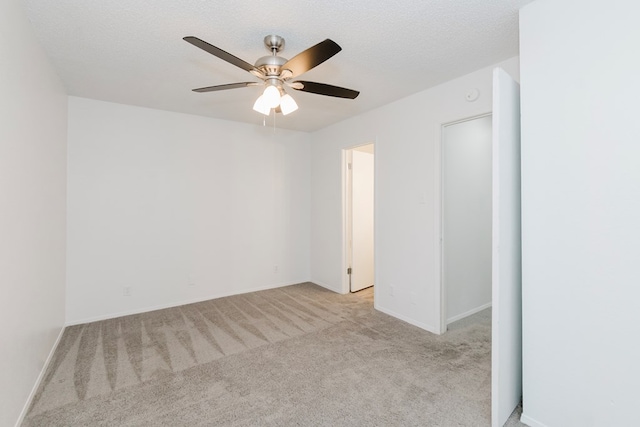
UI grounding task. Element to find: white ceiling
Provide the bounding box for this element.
[22,0,533,132]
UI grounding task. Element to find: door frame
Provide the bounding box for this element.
[342,142,376,294]
[436,112,492,334]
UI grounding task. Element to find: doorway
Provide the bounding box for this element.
[437,69,522,427]
[344,143,374,293]
[441,114,492,328]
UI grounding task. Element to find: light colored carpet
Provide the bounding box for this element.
[23,282,525,426]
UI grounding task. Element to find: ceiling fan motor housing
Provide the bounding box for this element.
[254,55,287,77]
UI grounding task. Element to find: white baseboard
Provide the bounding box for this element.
[446,302,492,324]
[15,326,65,427]
[520,413,548,427]
[374,304,439,334]
[311,280,344,294]
[65,279,311,326]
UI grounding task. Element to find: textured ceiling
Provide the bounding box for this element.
[22,0,533,132]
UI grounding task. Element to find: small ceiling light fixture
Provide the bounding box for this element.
[262,84,281,108]
[279,93,298,115]
[252,79,298,116]
[252,94,271,115]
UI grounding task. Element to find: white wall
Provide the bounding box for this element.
[310,57,519,332]
[0,1,68,425]
[443,115,492,324]
[520,1,640,426]
[67,97,310,324]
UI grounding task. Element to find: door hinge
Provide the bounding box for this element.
[348,163,352,170]
[347,267,352,275]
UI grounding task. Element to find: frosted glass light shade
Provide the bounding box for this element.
[253,95,271,115]
[263,85,281,108]
[279,94,298,115]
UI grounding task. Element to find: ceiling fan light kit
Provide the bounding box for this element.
[184,34,359,117]
[279,94,298,115]
[252,95,271,115]
[262,84,281,108]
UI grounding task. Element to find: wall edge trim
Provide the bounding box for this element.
[65,279,311,326]
[15,326,65,427]
[520,413,549,427]
[311,280,344,294]
[375,304,439,334]
[446,301,492,324]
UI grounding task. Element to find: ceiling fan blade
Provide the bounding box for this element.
[282,39,342,78]
[184,36,260,74]
[293,81,360,99]
[192,82,258,93]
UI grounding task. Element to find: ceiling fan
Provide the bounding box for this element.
[183,35,360,116]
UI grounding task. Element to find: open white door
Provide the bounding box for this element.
[491,67,522,427]
[350,150,374,292]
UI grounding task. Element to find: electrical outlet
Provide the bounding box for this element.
[274,265,279,273]
[123,286,132,297]
[187,275,195,286]
[389,285,395,296]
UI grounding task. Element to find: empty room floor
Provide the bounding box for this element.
[23,283,524,426]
